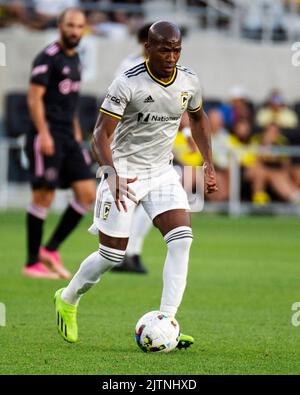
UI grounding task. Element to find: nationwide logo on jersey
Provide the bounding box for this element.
[180,92,189,111]
[137,112,180,124]
[144,95,155,103]
[102,202,112,221]
[138,113,150,123]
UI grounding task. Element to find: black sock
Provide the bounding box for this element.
[45,202,86,251]
[26,205,47,266]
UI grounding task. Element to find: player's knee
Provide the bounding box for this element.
[32,190,54,208]
[71,183,96,213]
[102,238,127,251]
[85,189,96,206]
[76,188,96,209]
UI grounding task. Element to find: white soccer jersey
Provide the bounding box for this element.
[100,61,203,178]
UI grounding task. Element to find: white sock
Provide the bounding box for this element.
[160,226,193,317]
[126,204,152,256]
[61,245,125,305]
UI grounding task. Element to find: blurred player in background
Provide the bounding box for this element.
[54,21,217,347]
[114,22,152,77]
[24,8,96,279]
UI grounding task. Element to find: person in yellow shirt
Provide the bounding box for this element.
[228,119,257,166]
[244,123,300,204]
[256,89,298,129]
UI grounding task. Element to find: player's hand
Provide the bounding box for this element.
[107,174,139,212]
[203,162,218,194]
[81,147,92,165]
[38,132,55,156]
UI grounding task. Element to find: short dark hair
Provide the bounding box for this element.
[137,23,153,43]
[57,7,86,25]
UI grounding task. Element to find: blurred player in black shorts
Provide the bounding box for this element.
[24,8,96,279]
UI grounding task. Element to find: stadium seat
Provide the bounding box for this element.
[4,92,31,138]
[294,102,300,123]
[4,92,99,140]
[78,95,99,139]
[3,93,98,182]
[203,99,222,113]
[3,93,30,181]
[281,127,300,145]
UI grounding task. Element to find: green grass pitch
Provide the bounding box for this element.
[0,211,300,375]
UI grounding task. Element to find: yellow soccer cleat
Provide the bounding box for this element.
[54,288,78,343]
[177,333,194,350]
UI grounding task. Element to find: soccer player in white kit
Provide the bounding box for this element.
[54,21,218,348]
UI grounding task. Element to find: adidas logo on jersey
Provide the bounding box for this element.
[144,95,155,103]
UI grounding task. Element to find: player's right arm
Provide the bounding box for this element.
[92,112,117,170]
[28,52,54,156]
[28,84,54,155]
[92,76,137,211]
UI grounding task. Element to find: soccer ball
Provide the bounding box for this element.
[135,311,180,353]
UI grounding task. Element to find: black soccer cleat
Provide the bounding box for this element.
[111,254,148,274]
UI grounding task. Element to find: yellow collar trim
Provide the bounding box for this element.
[145,61,177,86]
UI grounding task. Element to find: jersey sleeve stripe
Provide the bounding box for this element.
[125,64,145,76]
[124,62,145,75]
[100,107,122,120]
[188,101,203,113]
[176,65,196,76]
[127,69,146,78]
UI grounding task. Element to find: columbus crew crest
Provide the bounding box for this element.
[102,202,112,220]
[180,92,189,111]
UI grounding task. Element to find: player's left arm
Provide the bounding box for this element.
[180,111,198,153]
[73,114,83,143]
[188,108,218,194]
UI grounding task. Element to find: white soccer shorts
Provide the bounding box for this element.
[89,166,190,238]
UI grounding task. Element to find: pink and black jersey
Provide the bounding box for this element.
[30,42,81,133]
